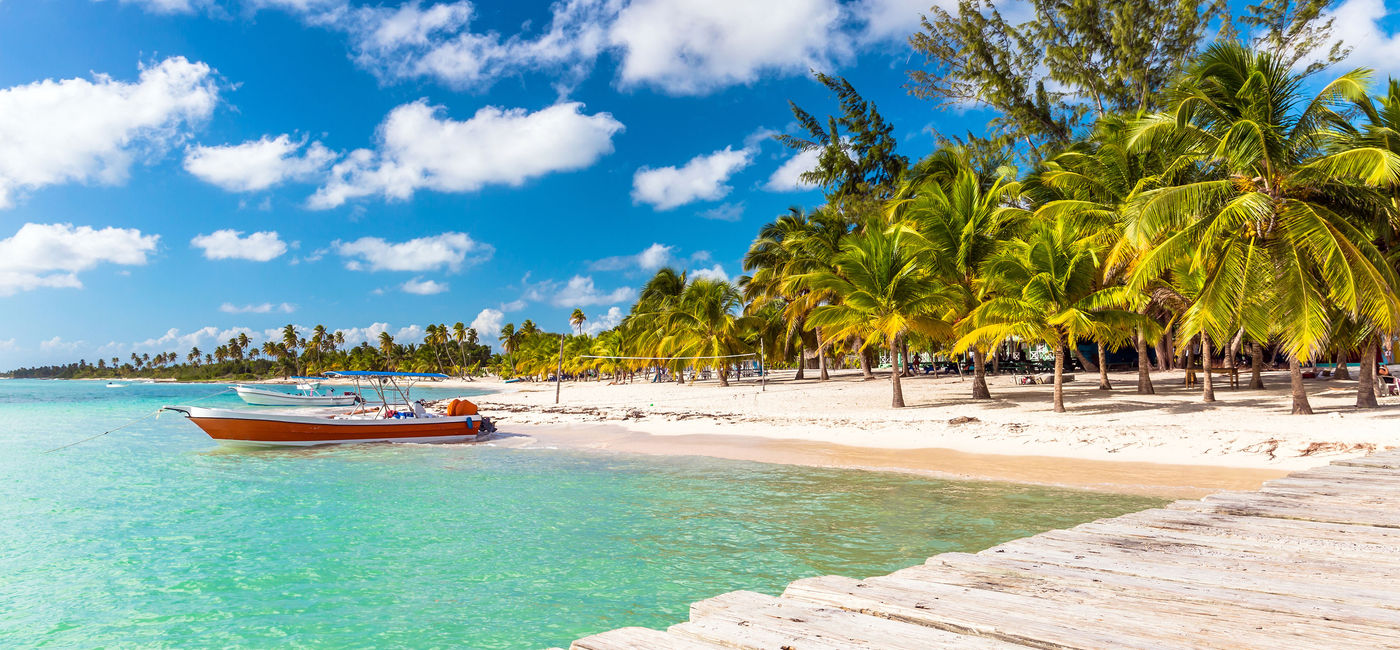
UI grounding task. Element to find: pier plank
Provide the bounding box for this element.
[672,590,1017,649]
[571,627,726,650]
[893,558,1400,645]
[928,552,1400,630]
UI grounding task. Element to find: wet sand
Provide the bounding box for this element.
[494,423,1288,499]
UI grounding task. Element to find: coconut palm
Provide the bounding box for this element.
[741,207,824,380]
[498,323,520,376]
[570,309,587,335]
[892,158,1028,399]
[655,279,753,387]
[451,321,469,375]
[805,226,954,407]
[378,331,396,370]
[1129,43,1400,414]
[958,216,1147,412]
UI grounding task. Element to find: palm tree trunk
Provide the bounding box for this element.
[818,328,830,381]
[1052,341,1066,413]
[858,338,874,379]
[1135,329,1154,394]
[1225,328,1243,371]
[1097,342,1111,390]
[1073,346,1098,373]
[1334,349,1352,381]
[1290,357,1313,415]
[1358,335,1379,408]
[971,347,991,399]
[1156,330,1172,371]
[718,366,730,387]
[1201,333,1216,403]
[890,335,905,408]
[1250,342,1265,389]
[795,339,806,380]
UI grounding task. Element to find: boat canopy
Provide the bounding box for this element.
[324,371,449,378]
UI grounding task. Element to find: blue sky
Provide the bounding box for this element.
[1,0,1396,368]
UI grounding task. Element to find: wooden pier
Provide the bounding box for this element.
[571,451,1400,649]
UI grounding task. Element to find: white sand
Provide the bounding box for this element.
[448,368,1396,473]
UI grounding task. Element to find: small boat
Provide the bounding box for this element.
[234,378,359,407]
[166,371,494,447]
[106,382,126,388]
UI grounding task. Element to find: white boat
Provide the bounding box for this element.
[234,379,360,407]
[106,382,126,388]
[168,371,494,447]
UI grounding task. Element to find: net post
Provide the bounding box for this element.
[759,339,765,392]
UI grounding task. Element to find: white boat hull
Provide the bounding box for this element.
[165,405,492,447]
[234,385,359,407]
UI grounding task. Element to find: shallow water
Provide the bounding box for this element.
[0,379,1164,648]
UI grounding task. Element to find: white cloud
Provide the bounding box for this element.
[552,275,635,307]
[132,326,255,353]
[590,242,675,271]
[335,232,491,272]
[309,100,623,208]
[691,264,730,282]
[582,305,624,334]
[609,0,849,94]
[335,322,391,346]
[184,134,335,192]
[0,57,219,208]
[191,229,288,262]
[104,0,199,14]
[338,0,616,90]
[632,146,752,210]
[0,339,16,351]
[853,0,952,42]
[401,277,449,294]
[765,148,823,192]
[699,202,745,222]
[0,223,158,296]
[470,308,504,336]
[220,302,296,314]
[40,336,83,352]
[1327,0,1400,72]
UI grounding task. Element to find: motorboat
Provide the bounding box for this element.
[106,382,126,388]
[234,378,360,407]
[166,371,494,447]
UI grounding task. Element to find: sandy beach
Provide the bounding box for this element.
[416,368,1400,497]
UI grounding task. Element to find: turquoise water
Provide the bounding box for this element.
[0,380,1163,648]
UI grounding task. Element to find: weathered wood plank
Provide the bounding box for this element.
[1175,493,1400,528]
[1071,518,1400,566]
[1332,454,1400,469]
[897,556,1400,644]
[571,627,726,650]
[984,533,1400,610]
[784,573,1209,649]
[929,552,1400,631]
[1109,508,1400,548]
[673,590,1017,649]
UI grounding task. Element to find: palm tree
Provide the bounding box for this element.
[378,331,396,370]
[656,279,753,387]
[451,321,469,375]
[1129,43,1400,414]
[498,323,520,376]
[805,227,953,407]
[958,216,1146,412]
[570,309,587,335]
[1035,113,1195,394]
[740,207,830,380]
[893,158,1027,399]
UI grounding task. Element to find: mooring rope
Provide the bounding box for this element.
[41,386,234,454]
